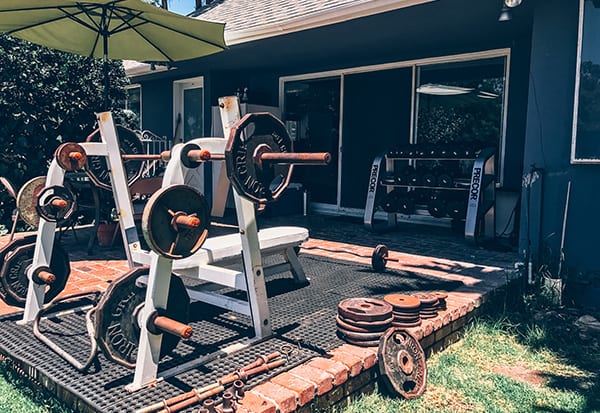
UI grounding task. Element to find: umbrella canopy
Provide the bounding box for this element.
[0,0,226,62]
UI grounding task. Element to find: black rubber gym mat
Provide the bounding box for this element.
[0,254,458,413]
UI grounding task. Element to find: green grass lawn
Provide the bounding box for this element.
[0,310,598,413]
[341,311,600,413]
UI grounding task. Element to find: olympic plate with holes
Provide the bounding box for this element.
[94,266,190,369]
[378,328,427,399]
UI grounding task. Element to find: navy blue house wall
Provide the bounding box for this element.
[521,0,600,275]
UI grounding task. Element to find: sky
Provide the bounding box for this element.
[167,0,196,16]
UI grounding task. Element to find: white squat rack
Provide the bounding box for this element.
[21,96,309,391]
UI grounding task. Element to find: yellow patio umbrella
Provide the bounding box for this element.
[0,0,226,106]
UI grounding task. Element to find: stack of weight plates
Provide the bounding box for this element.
[434,291,448,311]
[383,294,422,328]
[413,292,440,319]
[336,297,393,347]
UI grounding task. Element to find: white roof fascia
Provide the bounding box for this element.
[223,0,437,45]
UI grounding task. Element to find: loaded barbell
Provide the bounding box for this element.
[301,243,399,272]
[56,113,331,204]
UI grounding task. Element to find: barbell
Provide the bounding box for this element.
[55,113,331,204]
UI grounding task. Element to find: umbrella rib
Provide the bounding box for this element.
[3,6,98,36]
[110,5,226,51]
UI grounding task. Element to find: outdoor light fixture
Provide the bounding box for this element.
[498,0,523,22]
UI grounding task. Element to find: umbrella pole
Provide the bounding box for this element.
[103,33,109,110]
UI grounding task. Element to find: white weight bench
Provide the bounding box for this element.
[133,226,308,316]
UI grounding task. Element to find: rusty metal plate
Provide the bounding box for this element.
[142,185,210,260]
[35,185,76,223]
[94,267,190,369]
[0,241,70,307]
[413,292,439,306]
[378,328,427,399]
[225,112,293,204]
[371,244,388,272]
[337,326,385,342]
[16,176,46,228]
[85,125,144,190]
[391,319,422,328]
[55,142,87,171]
[338,313,393,329]
[384,294,421,311]
[338,297,393,322]
[335,315,389,333]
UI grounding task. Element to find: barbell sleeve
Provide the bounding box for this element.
[259,151,331,165]
[35,270,56,285]
[148,314,193,339]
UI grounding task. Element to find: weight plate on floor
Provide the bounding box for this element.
[391,320,422,328]
[95,267,190,369]
[336,315,389,333]
[413,292,439,306]
[0,241,70,307]
[338,297,393,322]
[337,327,385,342]
[16,176,47,228]
[337,331,382,348]
[378,328,427,399]
[371,245,389,272]
[85,125,144,191]
[338,313,393,329]
[384,294,421,311]
[142,185,210,259]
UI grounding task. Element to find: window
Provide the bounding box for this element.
[414,57,507,179]
[125,84,141,130]
[572,0,600,162]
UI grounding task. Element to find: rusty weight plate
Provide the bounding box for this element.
[0,241,70,307]
[335,315,389,333]
[384,294,421,311]
[142,185,210,260]
[337,327,385,342]
[55,142,87,171]
[337,297,393,322]
[378,328,427,399]
[412,292,439,306]
[94,267,190,369]
[338,313,394,329]
[16,176,47,228]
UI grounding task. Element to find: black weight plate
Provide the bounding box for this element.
[378,328,427,399]
[371,245,389,273]
[85,125,144,191]
[225,112,293,204]
[95,267,190,369]
[142,185,210,260]
[0,235,37,303]
[0,241,70,307]
[338,297,393,322]
[35,185,76,224]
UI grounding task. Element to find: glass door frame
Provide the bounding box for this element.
[173,76,204,143]
[279,48,511,216]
